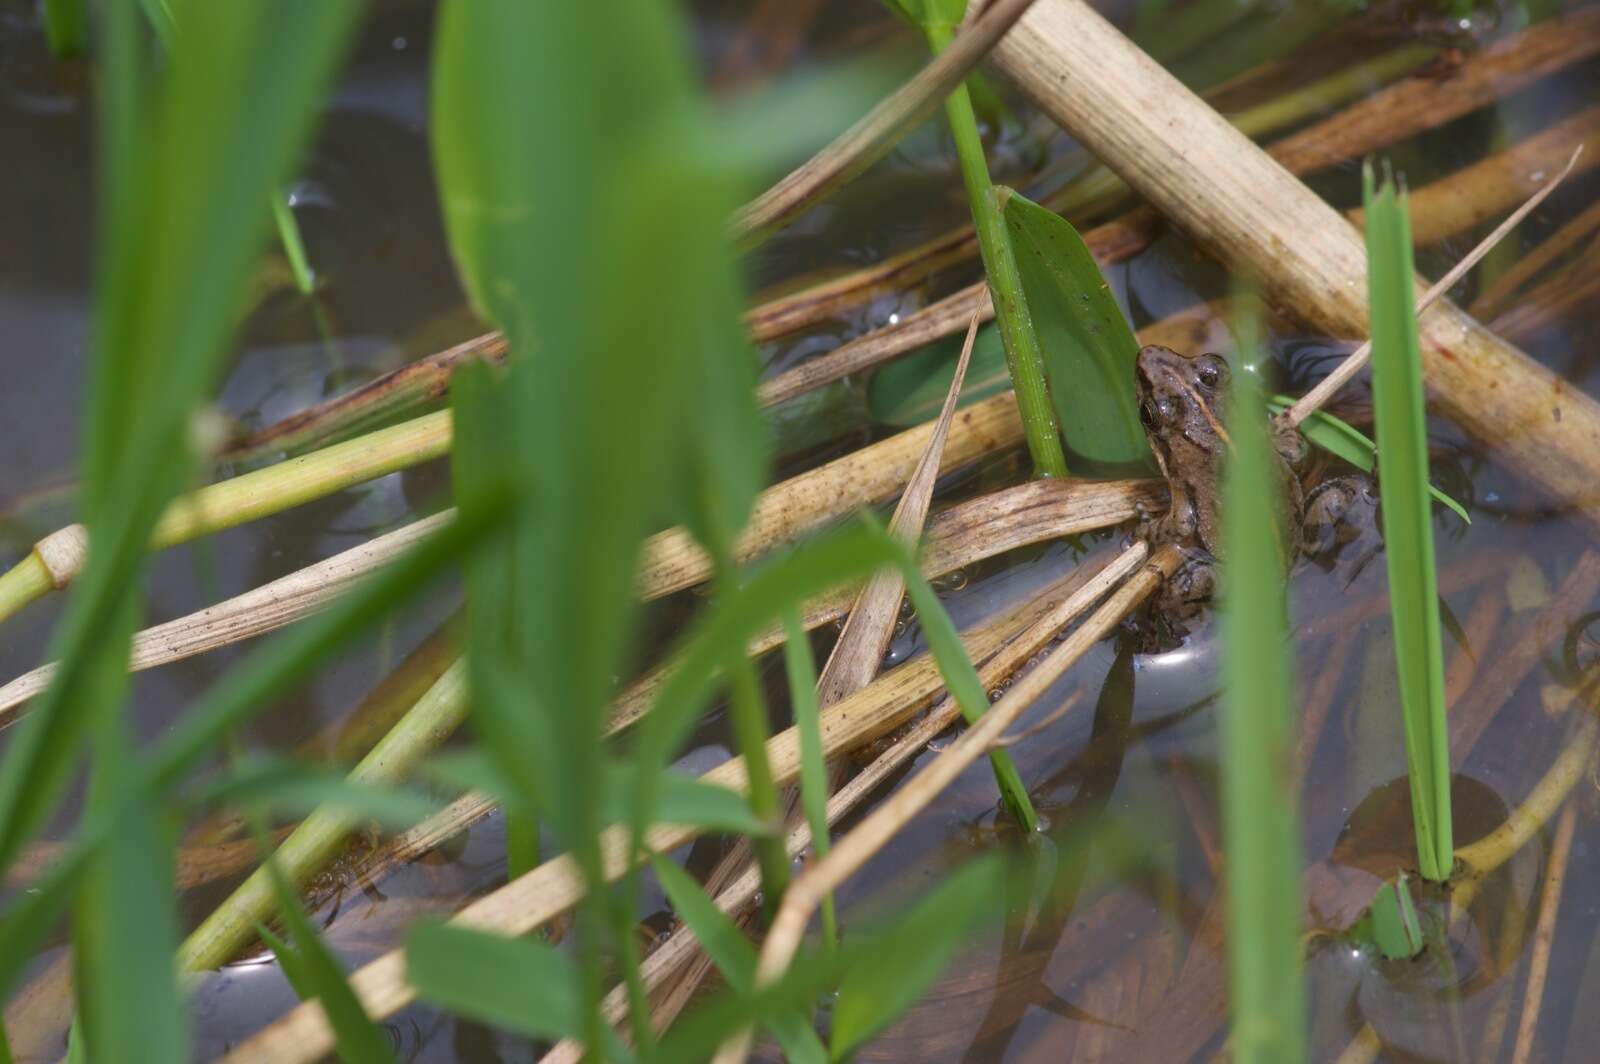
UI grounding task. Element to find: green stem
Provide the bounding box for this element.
[726,654,792,921]
[927,25,1068,479]
[271,191,317,295]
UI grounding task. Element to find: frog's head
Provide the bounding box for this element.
[1135,345,1230,462]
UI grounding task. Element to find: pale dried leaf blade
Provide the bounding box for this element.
[815,310,982,706]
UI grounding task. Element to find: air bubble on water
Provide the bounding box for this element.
[392,36,408,50]
[888,312,900,325]
[988,689,1003,702]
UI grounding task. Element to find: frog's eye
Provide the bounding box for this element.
[1195,356,1226,390]
[1139,403,1158,430]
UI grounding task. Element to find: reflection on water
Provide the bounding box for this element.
[1,0,1598,1059]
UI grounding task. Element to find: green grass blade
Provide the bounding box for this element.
[0,0,358,876]
[406,923,594,1046]
[895,543,1038,832]
[1219,300,1306,1064]
[1001,188,1154,473]
[261,857,397,1064]
[1364,164,1454,882]
[830,856,1004,1058]
[41,0,87,56]
[781,610,839,955]
[651,855,759,988]
[1266,396,1469,523]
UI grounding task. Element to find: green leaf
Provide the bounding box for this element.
[261,857,397,1063]
[610,767,773,838]
[406,923,589,1044]
[1354,875,1425,960]
[867,322,1011,427]
[1266,397,1469,523]
[831,856,1004,1057]
[1219,297,1306,1064]
[1000,189,1154,474]
[650,856,758,989]
[782,610,838,954]
[1364,164,1453,883]
[186,757,441,829]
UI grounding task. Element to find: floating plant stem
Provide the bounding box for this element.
[271,190,317,294]
[1364,164,1452,883]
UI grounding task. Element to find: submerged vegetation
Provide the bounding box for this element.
[0,0,1597,1060]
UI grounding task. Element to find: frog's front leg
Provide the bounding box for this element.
[1301,474,1380,562]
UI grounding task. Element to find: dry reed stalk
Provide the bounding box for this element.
[1282,146,1579,428]
[818,315,979,702]
[746,7,1600,342]
[1509,797,1578,1064]
[713,542,1175,1063]
[730,0,1040,242]
[991,0,1600,527]
[1361,106,1600,247]
[221,564,1089,1063]
[1472,197,1600,319]
[1489,232,1600,344]
[0,513,451,720]
[541,548,1134,1063]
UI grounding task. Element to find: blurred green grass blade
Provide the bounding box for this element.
[782,610,839,954]
[185,756,441,829]
[653,947,837,1064]
[262,858,397,1064]
[648,854,830,1064]
[270,192,317,294]
[629,524,907,841]
[406,923,601,1047]
[830,855,1003,1058]
[1266,396,1469,523]
[611,767,773,837]
[895,541,1037,832]
[868,322,1010,427]
[651,855,759,988]
[41,0,87,56]
[0,0,358,875]
[74,787,187,1062]
[1000,189,1154,473]
[1364,164,1453,882]
[1219,301,1306,1064]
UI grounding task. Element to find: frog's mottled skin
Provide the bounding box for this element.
[1130,344,1364,647]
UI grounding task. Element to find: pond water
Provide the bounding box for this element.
[1,0,1598,1060]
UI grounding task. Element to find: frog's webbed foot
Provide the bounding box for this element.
[1125,546,1216,653]
[1301,474,1380,565]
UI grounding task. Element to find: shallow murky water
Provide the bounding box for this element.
[2,0,1599,1059]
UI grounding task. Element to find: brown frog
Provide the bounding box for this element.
[1132,344,1371,647]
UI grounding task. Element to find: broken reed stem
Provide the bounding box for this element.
[1282,145,1582,429]
[992,0,1600,529]
[541,548,1131,1063]
[730,0,1040,244]
[713,542,1174,1064]
[220,569,1087,1064]
[1509,797,1578,1064]
[747,7,1600,343]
